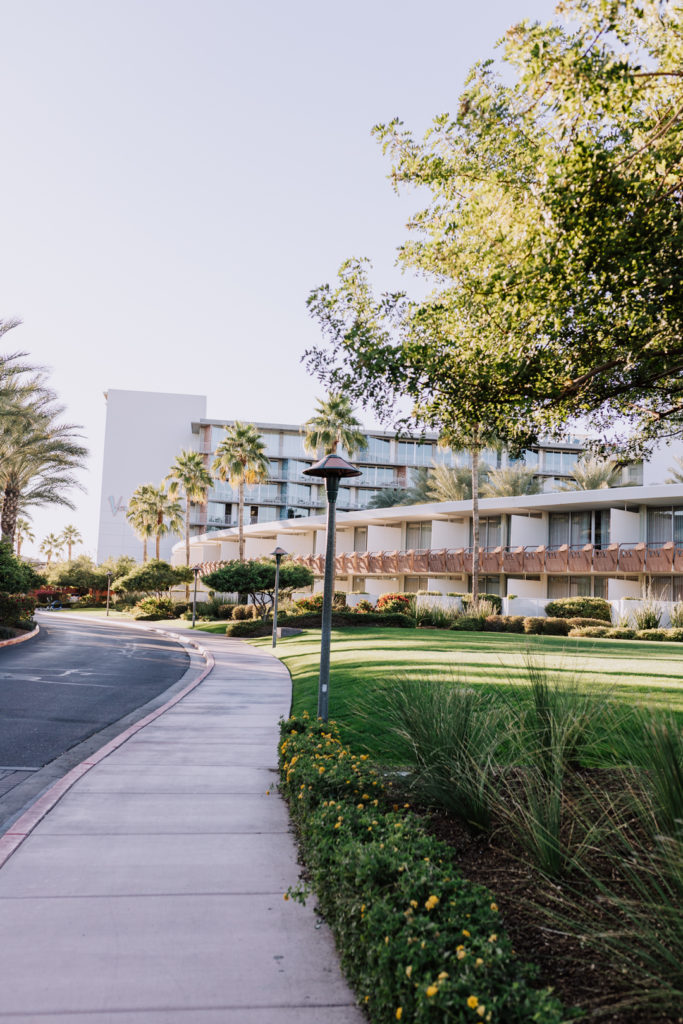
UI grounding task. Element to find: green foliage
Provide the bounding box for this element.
[523,617,545,635]
[0,542,44,593]
[635,628,669,642]
[226,610,415,636]
[302,393,366,457]
[544,597,611,622]
[0,592,36,626]
[47,555,108,594]
[604,627,636,640]
[569,626,610,638]
[132,596,177,620]
[225,619,272,638]
[634,600,663,630]
[279,714,565,1024]
[376,592,413,614]
[203,559,314,619]
[669,602,683,628]
[112,559,193,597]
[352,599,374,614]
[231,603,257,621]
[450,616,485,632]
[99,554,137,580]
[293,593,324,613]
[565,616,615,628]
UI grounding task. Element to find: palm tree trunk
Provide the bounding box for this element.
[185,493,191,599]
[238,478,245,562]
[143,538,148,563]
[156,511,162,560]
[68,542,73,562]
[16,537,22,558]
[471,440,481,607]
[1,486,19,545]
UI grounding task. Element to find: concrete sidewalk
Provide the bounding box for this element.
[0,628,364,1023]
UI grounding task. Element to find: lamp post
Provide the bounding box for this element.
[191,566,201,628]
[105,571,113,616]
[270,546,287,647]
[303,453,361,721]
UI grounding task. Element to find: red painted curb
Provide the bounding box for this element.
[0,625,215,869]
[0,624,40,649]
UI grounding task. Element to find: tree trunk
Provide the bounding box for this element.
[143,537,148,563]
[1,485,20,546]
[16,536,22,558]
[471,440,481,607]
[68,542,73,563]
[238,478,245,562]
[185,493,191,600]
[156,511,162,560]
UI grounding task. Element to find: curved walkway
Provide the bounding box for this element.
[0,627,363,1023]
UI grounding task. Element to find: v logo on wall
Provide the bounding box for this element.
[108,495,126,517]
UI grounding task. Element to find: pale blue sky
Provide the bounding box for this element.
[0,0,556,559]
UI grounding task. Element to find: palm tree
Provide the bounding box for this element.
[127,485,182,561]
[559,457,621,491]
[212,423,269,561]
[480,465,541,498]
[0,394,87,545]
[367,488,409,509]
[14,517,34,558]
[40,532,64,567]
[165,449,213,569]
[60,524,82,562]
[427,463,492,502]
[666,456,683,484]
[126,485,156,562]
[302,393,367,457]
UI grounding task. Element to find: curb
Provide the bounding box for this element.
[0,624,40,649]
[0,621,215,869]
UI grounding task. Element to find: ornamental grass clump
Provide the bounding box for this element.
[279,714,565,1024]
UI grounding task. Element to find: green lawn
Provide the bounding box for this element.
[248,627,683,755]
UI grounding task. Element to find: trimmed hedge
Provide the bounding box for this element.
[544,597,611,622]
[226,610,415,637]
[565,616,615,629]
[569,625,610,638]
[278,715,564,1024]
[0,592,36,627]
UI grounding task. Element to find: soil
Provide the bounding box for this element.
[396,793,682,1024]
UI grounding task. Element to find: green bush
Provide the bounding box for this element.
[462,592,503,613]
[523,616,545,635]
[278,714,565,1024]
[352,599,375,613]
[604,627,636,639]
[665,627,683,642]
[544,596,612,622]
[483,615,506,631]
[635,628,669,641]
[0,592,37,627]
[225,610,415,637]
[216,603,234,619]
[542,617,571,636]
[232,604,252,620]
[376,592,413,614]
[569,626,609,637]
[502,615,525,633]
[132,596,176,620]
[0,625,18,640]
[293,593,324,613]
[450,616,485,631]
[566,616,615,628]
[225,619,272,638]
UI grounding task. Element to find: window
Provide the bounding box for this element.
[366,436,391,462]
[404,575,429,592]
[647,506,683,546]
[353,527,368,552]
[470,516,502,548]
[360,465,398,487]
[397,442,434,466]
[467,575,501,596]
[549,511,610,548]
[207,501,230,525]
[352,576,367,593]
[406,521,432,549]
[547,576,593,599]
[287,483,312,505]
[647,576,683,601]
[544,450,579,474]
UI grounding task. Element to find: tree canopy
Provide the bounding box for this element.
[112,560,193,598]
[0,542,45,593]
[202,559,314,619]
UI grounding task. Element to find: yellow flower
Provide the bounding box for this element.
[425,895,439,911]
[488,934,497,943]
[456,948,466,960]
[265,790,270,796]
[476,1007,486,1018]
[405,965,412,978]
[475,958,484,967]
[396,1010,403,1020]
[385,936,390,945]
[438,971,449,980]
[462,929,470,937]
[410,900,418,908]
[318,766,325,774]
[490,902,498,912]
[283,893,289,901]
[426,985,438,998]
[334,822,341,829]
[357,804,364,810]
[467,996,479,1009]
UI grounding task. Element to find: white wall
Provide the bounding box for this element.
[427,576,465,594]
[276,531,315,556]
[367,524,402,550]
[431,519,469,548]
[509,514,546,548]
[97,389,207,563]
[365,578,397,597]
[508,578,546,598]
[244,536,277,559]
[608,577,641,600]
[335,530,354,554]
[611,509,641,544]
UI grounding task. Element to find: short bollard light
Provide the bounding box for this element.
[302,453,361,721]
[106,570,113,616]
[191,565,201,628]
[270,546,287,647]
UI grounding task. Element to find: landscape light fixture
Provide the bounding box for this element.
[191,565,201,628]
[270,546,288,648]
[105,571,113,617]
[302,453,362,721]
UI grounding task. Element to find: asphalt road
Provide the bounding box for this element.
[0,615,189,820]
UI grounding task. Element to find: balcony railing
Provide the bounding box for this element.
[288,542,682,576]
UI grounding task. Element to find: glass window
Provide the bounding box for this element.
[593,576,607,598]
[406,521,432,549]
[549,512,569,547]
[366,436,391,462]
[570,511,591,548]
[594,509,610,549]
[257,506,278,523]
[281,432,306,457]
[648,507,673,546]
[352,576,367,593]
[353,527,368,552]
[471,517,502,548]
[287,484,311,504]
[404,575,429,593]
[397,442,434,466]
[467,575,501,596]
[260,432,281,456]
[547,575,592,599]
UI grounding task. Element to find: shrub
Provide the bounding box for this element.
[376,592,413,614]
[450,616,485,631]
[502,615,525,633]
[569,626,609,637]
[635,628,669,641]
[416,605,459,629]
[462,592,503,613]
[665,627,683,642]
[544,596,612,622]
[225,619,272,638]
[278,714,565,1024]
[0,592,37,627]
[0,625,18,640]
[669,601,683,628]
[216,603,234,620]
[293,593,324,613]
[352,599,375,614]
[132,596,176,620]
[542,617,571,636]
[634,600,663,631]
[225,610,415,636]
[232,604,251,620]
[483,614,506,631]
[604,627,636,639]
[566,616,615,629]
[333,591,347,610]
[523,616,545,635]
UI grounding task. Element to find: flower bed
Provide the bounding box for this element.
[278,714,565,1024]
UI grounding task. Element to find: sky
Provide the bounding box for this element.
[0,0,557,561]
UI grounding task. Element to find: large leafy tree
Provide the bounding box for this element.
[112,560,193,599]
[126,485,182,561]
[212,423,269,562]
[202,560,314,620]
[165,449,213,569]
[0,542,44,593]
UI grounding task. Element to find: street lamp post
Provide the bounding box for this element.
[191,566,201,628]
[303,454,361,721]
[106,571,113,616]
[270,546,287,647]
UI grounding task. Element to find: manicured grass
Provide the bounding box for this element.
[249,627,683,755]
